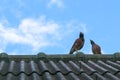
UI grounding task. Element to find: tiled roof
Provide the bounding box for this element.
[0,52,120,80]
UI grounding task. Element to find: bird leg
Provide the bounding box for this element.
[75,48,78,54]
[75,49,79,61]
[76,50,78,54]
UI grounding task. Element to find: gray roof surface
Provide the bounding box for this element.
[0,52,120,80]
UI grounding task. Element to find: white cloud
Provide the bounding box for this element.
[0,16,88,54]
[18,17,61,49]
[47,0,64,8]
[0,16,61,53]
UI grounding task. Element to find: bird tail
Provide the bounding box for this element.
[69,48,74,54]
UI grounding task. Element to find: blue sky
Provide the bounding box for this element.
[0,0,120,55]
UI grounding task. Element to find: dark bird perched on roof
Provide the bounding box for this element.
[69,32,85,54]
[90,40,102,54]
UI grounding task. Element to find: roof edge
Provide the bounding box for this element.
[0,52,120,62]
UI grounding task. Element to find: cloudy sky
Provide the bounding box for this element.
[0,0,120,55]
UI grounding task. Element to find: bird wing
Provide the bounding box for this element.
[74,39,83,50]
[69,39,79,54]
[69,36,85,54]
[69,39,77,54]
[69,38,84,54]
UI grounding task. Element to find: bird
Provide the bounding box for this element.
[69,32,85,54]
[90,40,102,54]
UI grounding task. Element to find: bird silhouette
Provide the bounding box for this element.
[69,32,85,54]
[90,40,101,54]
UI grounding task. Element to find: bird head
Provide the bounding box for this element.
[79,32,84,38]
[90,40,95,45]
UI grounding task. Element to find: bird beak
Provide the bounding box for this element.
[90,39,92,42]
[90,39,93,44]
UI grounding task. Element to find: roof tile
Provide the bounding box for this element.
[38,60,49,74]
[97,60,120,74]
[116,61,120,65]
[43,72,52,80]
[88,60,109,75]
[68,61,84,74]
[91,73,106,80]
[88,60,120,80]
[58,61,72,74]
[0,60,9,75]
[80,73,93,80]
[79,61,97,75]
[55,72,66,80]
[67,73,80,80]
[32,73,42,80]
[20,60,26,73]
[48,61,60,74]
[107,60,120,70]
